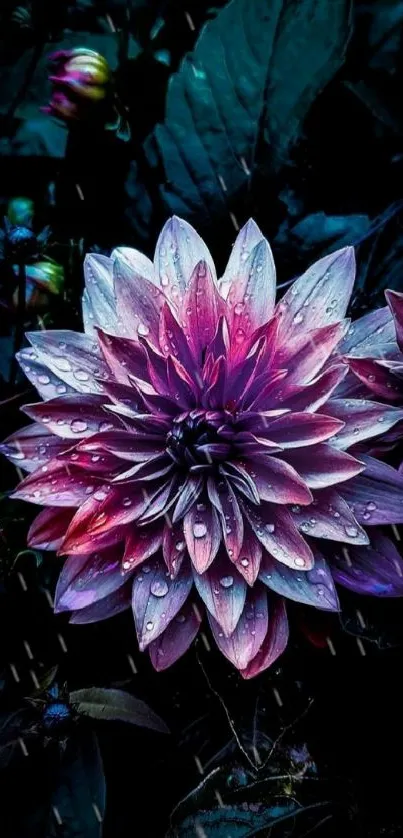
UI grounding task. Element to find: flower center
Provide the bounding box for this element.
[165,411,230,469]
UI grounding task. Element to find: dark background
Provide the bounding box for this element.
[1,1,403,836]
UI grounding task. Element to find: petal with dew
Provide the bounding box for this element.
[17,346,76,401]
[259,548,339,611]
[242,501,315,570]
[55,547,126,613]
[184,501,221,573]
[154,215,216,299]
[0,424,69,472]
[347,357,401,403]
[385,290,403,351]
[227,239,276,340]
[241,595,289,679]
[193,553,247,636]
[326,398,403,449]
[12,464,103,507]
[208,586,268,671]
[113,257,168,345]
[23,394,120,439]
[340,455,403,525]
[149,600,202,671]
[240,457,313,505]
[28,507,74,550]
[292,489,369,544]
[122,524,164,575]
[83,253,119,336]
[132,559,192,649]
[26,330,110,395]
[219,219,264,300]
[282,444,364,489]
[70,581,132,624]
[339,305,395,357]
[112,246,155,284]
[181,261,225,362]
[260,412,343,449]
[330,530,403,596]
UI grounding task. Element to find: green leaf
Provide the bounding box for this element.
[47,730,105,838]
[145,0,351,223]
[69,687,169,734]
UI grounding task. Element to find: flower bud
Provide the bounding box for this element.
[45,48,111,122]
[7,197,34,228]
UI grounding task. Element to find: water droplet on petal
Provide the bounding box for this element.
[295,558,306,568]
[137,323,150,337]
[193,522,207,538]
[293,312,304,325]
[146,621,154,631]
[219,575,234,588]
[151,580,169,597]
[240,558,249,567]
[345,525,358,538]
[71,419,88,433]
[366,501,377,511]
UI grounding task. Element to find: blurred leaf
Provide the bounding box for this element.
[169,799,320,838]
[144,0,351,224]
[69,687,169,733]
[47,730,105,838]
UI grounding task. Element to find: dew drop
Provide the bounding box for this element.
[99,421,114,432]
[234,302,245,315]
[71,419,88,433]
[219,575,234,588]
[42,416,50,424]
[74,369,90,382]
[240,558,249,567]
[366,501,377,511]
[38,374,50,385]
[55,358,72,372]
[175,540,185,551]
[91,454,100,462]
[295,558,306,568]
[57,384,67,394]
[293,312,304,325]
[151,580,169,597]
[193,522,207,538]
[345,525,358,538]
[176,614,186,624]
[266,523,275,533]
[146,621,154,631]
[137,323,150,337]
[123,498,132,507]
[94,489,107,501]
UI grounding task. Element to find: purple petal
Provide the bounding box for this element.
[162,521,187,578]
[12,464,103,507]
[347,357,401,403]
[326,398,403,448]
[240,457,313,505]
[28,507,74,550]
[25,330,110,395]
[0,424,68,472]
[240,595,289,679]
[131,559,192,649]
[261,412,344,448]
[159,303,196,372]
[219,219,264,299]
[149,600,202,671]
[69,581,132,623]
[192,553,247,635]
[23,394,120,439]
[330,529,403,596]
[291,489,369,544]
[232,526,262,585]
[340,455,403,525]
[339,305,395,356]
[385,290,403,351]
[172,476,203,523]
[61,486,148,548]
[281,321,348,387]
[277,365,348,413]
[97,330,147,384]
[122,525,164,574]
[181,261,225,362]
[227,239,276,336]
[55,547,126,612]
[207,479,244,562]
[17,347,76,401]
[259,548,339,611]
[112,246,155,284]
[184,502,221,573]
[113,256,168,345]
[208,586,268,670]
[243,502,315,570]
[282,444,364,489]
[154,216,216,299]
[83,253,119,336]
[167,356,197,408]
[277,247,355,337]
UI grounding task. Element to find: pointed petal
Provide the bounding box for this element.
[54,547,125,612]
[341,455,403,525]
[154,216,216,299]
[184,502,221,573]
[219,219,264,299]
[241,596,289,679]
[261,412,343,448]
[112,246,155,284]
[113,256,168,344]
[207,479,244,562]
[0,424,68,472]
[326,398,403,448]
[347,357,401,403]
[28,507,74,550]
[240,457,313,505]
[385,289,403,350]
[282,322,348,387]
[70,581,132,623]
[97,330,147,384]
[259,548,339,611]
[331,530,403,596]
[83,253,119,335]
[208,586,268,670]
[159,303,196,372]
[60,486,148,549]
[282,444,364,489]
[23,394,119,439]
[172,476,203,523]
[292,489,369,544]
[162,521,187,578]
[181,261,225,362]
[339,305,395,356]
[122,525,164,574]
[17,347,76,401]
[25,330,110,395]
[232,526,262,585]
[131,559,192,649]
[277,247,355,337]
[149,600,202,671]
[243,501,315,570]
[193,553,247,635]
[278,365,348,413]
[227,239,276,338]
[12,464,102,507]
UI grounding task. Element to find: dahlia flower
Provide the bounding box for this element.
[3,218,403,678]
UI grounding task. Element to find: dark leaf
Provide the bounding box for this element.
[168,799,319,838]
[47,730,105,838]
[69,687,169,733]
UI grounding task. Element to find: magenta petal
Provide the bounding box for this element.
[232,527,262,585]
[241,457,313,505]
[261,412,343,448]
[26,330,110,395]
[159,303,196,372]
[131,559,192,649]
[207,479,244,562]
[162,521,187,578]
[243,501,315,570]
[12,464,101,507]
[292,489,369,544]
[282,444,364,489]
[113,256,168,345]
[277,246,355,337]
[0,424,69,472]
[278,365,348,413]
[330,529,403,596]
[181,260,225,362]
[259,548,339,611]
[149,600,202,671]
[192,554,247,636]
[172,476,203,523]
[122,525,164,574]
[325,398,403,448]
[23,394,119,439]
[227,239,276,336]
[282,321,347,387]
[54,547,126,612]
[219,219,264,300]
[347,357,401,403]
[69,581,132,623]
[385,289,403,351]
[208,586,269,671]
[28,507,74,550]
[154,216,216,299]
[340,455,403,525]
[240,595,289,679]
[97,330,147,384]
[184,502,221,573]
